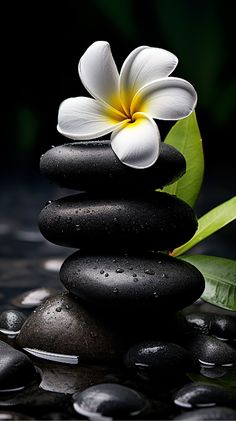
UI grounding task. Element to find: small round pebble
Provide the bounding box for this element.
[186,312,236,341]
[0,310,27,334]
[183,332,236,366]
[73,383,149,418]
[39,192,198,251]
[0,339,36,391]
[17,292,123,362]
[40,141,186,191]
[125,341,194,383]
[173,406,236,420]
[60,252,205,313]
[173,382,236,408]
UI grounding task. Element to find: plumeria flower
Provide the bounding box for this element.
[57,41,197,169]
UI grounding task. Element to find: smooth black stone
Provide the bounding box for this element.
[183,333,236,366]
[73,383,149,418]
[0,340,36,391]
[125,341,194,383]
[186,312,236,341]
[40,141,186,191]
[174,407,236,420]
[173,382,236,408]
[0,310,27,333]
[39,192,198,251]
[17,292,123,362]
[60,252,205,313]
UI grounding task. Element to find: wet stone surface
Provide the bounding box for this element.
[39,192,198,251]
[60,251,205,314]
[0,340,37,392]
[40,141,186,192]
[182,332,236,366]
[17,292,124,362]
[173,406,236,420]
[72,383,150,419]
[186,312,236,341]
[125,341,195,386]
[0,310,27,335]
[173,382,236,409]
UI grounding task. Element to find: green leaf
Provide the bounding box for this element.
[172,196,236,257]
[180,254,236,311]
[162,111,204,208]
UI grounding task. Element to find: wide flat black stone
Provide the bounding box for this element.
[40,141,186,191]
[60,252,205,313]
[39,192,197,251]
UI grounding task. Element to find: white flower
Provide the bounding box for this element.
[57,41,197,169]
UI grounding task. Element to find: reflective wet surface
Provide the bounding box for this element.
[0,169,235,419]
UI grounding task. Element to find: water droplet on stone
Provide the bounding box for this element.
[51,145,55,148]
[100,270,104,275]
[153,292,159,299]
[56,307,62,312]
[105,273,109,277]
[75,224,80,231]
[162,273,168,278]
[116,268,124,273]
[129,267,133,270]
[132,273,137,277]
[112,259,117,263]
[113,288,119,294]
[46,200,52,206]
[75,210,78,214]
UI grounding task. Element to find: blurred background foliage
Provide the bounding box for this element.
[2,0,235,171]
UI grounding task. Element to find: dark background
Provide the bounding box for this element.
[2,0,235,171]
[0,0,235,261]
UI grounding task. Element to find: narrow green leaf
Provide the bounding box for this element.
[180,254,236,311]
[173,196,236,257]
[162,111,204,208]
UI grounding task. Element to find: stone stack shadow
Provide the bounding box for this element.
[17,140,205,363]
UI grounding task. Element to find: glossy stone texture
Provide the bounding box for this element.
[40,141,186,191]
[60,252,205,313]
[0,310,27,334]
[186,312,236,341]
[17,292,123,362]
[0,340,36,391]
[173,382,236,408]
[73,383,149,418]
[125,341,194,382]
[39,192,197,251]
[183,333,236,366]
[174,407,236,420]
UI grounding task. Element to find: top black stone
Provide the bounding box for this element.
[40,140,186,192]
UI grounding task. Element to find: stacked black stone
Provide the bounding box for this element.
[18,140,205,363]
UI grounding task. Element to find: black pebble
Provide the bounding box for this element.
[60,252,205,314]
[73,383,150,419]
[186,312,236,341]
[0,310,27,334]
[17,292,124,362]
[173,382,236,408]
[124,341,195,384]
[39,192,197,251]
[0,339,36,391]
[40,141,186,191]
[183,332,236,366]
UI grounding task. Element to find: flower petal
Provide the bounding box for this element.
[57,97,127,140]
[131,77,197,120]
[111,112,160,169]
[120,46,178,113]
[78,41,123,112]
